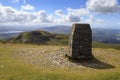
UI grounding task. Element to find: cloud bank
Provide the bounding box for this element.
[0,4,53,26]
[87,0,120,13]
[0,0,120,26]
[0,4,90,26]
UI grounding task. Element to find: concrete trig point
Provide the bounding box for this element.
[68,23,94,60]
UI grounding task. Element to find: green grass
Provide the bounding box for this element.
[92,42,120,50]
[0,43,120,80]
[8,30,69,45]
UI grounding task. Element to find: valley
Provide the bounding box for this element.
[0,26,120,44]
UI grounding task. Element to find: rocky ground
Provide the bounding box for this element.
[14,46,80,68]
[13,45,120,69]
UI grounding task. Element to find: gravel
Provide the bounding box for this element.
[13,46,119,69]
[13,46,84,68]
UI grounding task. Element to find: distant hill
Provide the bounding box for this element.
[40,27,120,44]
[92,28,120,44]
[9,30,68,45]
[0,32,21,40]
[40,26,71,34]
[0,26,120,44]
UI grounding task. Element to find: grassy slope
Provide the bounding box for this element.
[0,43,120,80]
[9,30,68,45]
[92,42,120,50]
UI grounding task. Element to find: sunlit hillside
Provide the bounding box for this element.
[0,43,120,80]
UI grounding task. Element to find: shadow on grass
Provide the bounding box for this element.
[70,58,115,69]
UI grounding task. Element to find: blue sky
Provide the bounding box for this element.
[1,0,87,11]
[0,0,120,29]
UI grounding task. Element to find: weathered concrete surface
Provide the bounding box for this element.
[68,24,94,60]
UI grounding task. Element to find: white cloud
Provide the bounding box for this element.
[66,13,81,22]
[0,4,53,26]
[67,8,89,16]
[0,4,17,23]
[86,0,120,13]
[0,3,104,26]
[21,4,35,11]
[86,15,104,23]
[54,8,90,23]
[35,10,53,23]
[55,9,63,16]
[66,8,89,22]
[86,15,94,23]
